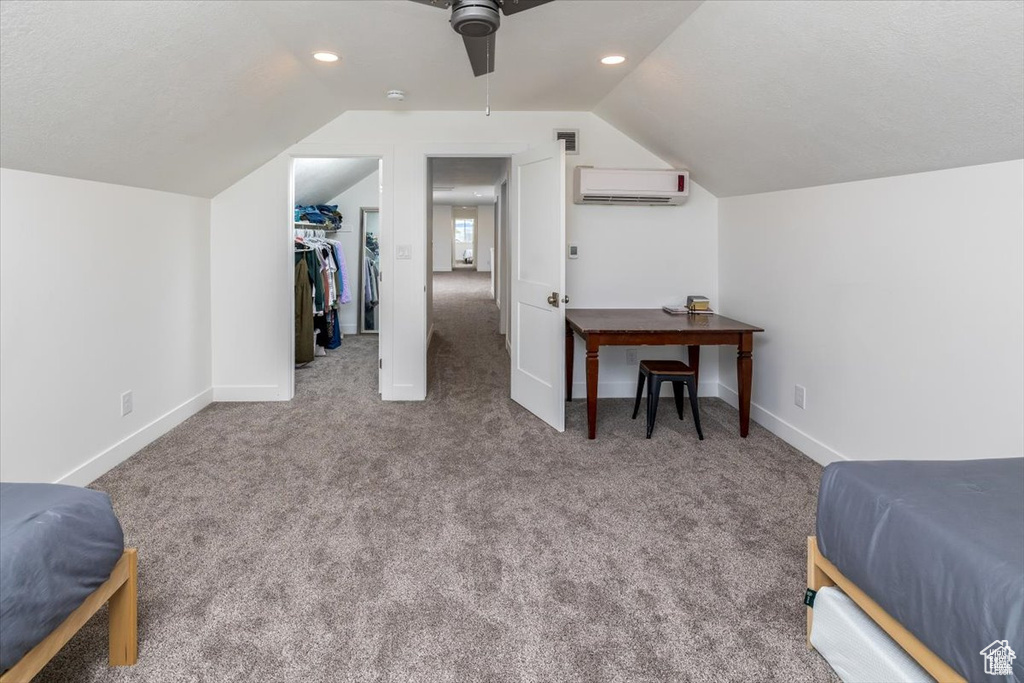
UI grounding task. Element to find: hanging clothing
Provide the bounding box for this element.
[333,242,351,305]
[295,254,314,364]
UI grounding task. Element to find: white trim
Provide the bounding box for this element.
[212,385,282,402]
[56,389,213,486]
[717,383,848,466]
[341,323,358,335]
[388,385,424,401]
[571,380,720,400]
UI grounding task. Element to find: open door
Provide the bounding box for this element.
[509,141,566,431]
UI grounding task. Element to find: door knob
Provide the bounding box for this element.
[547,292,559,307]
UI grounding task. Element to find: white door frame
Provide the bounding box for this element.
[419,144,527,382]
[286,144,394,400]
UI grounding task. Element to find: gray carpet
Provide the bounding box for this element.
[39,270,837,682]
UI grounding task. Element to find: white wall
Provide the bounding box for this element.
[718,159,1024,464]
[0,168,212,484]
[325,170,379,334]
[209,111,719,402]
[476,203,495,272]
[432,204,453,272]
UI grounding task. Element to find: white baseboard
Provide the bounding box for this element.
[570,380,720,400]
[212,385,282,401]
[717,383,847,466]
[341,323,358,335]
[57,388,214,487]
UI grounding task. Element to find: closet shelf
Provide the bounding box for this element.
[294,221,339,232]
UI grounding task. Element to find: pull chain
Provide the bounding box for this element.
[485,38,491,116]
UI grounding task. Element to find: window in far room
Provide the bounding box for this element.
[454,218,475,243]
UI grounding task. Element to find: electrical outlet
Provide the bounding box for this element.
[794,385,806,410]
[625,348,638,365]
[121,390,133,417]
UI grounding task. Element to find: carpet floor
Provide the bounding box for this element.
[38,270,837,682]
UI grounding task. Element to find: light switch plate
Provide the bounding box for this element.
[396,244,412,260]
[794,385,806,409]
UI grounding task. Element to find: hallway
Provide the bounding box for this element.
[42,271,835,682]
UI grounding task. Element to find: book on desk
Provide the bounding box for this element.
[663,295,713,316]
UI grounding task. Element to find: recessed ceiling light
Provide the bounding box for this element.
[601,55,626,65]
[313,51,339,63]
[386,89,406,101]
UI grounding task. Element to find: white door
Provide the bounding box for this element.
[509,141,566,431]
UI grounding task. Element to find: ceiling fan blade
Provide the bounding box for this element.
[407,0,451,9]
[463,34,496,77]
[500,0,553,16]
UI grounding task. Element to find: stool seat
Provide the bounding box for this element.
[633,359,704,440]
[639,360,695,376]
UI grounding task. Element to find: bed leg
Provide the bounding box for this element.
[108,548,138,666]
[807,536,834,649]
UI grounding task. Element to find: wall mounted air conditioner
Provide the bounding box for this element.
[573,167,689,206]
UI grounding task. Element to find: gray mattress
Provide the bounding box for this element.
[816,458,1024,683]
[0,483,124,671]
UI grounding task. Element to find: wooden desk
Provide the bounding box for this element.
[565,309,764,439]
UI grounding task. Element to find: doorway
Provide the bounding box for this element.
[292,156,382,397]
[427,156,509,394]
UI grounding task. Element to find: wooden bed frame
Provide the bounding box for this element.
[0,549,138,683]
[807,537,965,683]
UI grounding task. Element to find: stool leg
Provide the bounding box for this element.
[672,380,686,419]
[632,370,646,420]
[686,375,704,440]
[646,377,662,438]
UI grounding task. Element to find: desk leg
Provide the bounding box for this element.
[688,345,700,388]
[738,333,753,437]
[586,339,599,439]
[565,323,574,401]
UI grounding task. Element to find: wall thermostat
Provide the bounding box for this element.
[567,244,579,259]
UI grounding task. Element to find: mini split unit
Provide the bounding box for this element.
[573,167,690,206]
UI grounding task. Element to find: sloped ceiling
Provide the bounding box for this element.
[596,0,1024,197]
[0,0,698,198]
[294,158,378,207]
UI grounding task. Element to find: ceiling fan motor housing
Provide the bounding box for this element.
[450,0,500,37]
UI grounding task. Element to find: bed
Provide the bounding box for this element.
[807,458,1024,683]
[0,483,138,681]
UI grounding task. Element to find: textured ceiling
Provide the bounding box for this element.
[0,0,697,198]
[596,0,1024,197]
[294,158,378,207]
[2,1,1021,200]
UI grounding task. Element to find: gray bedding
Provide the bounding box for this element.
[0,483,124,671]
[816,458,1024,683]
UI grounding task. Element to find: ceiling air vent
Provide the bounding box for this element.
[555,129,579,155]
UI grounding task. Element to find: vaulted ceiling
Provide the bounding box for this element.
[1,0,1021,200]
[294,157,379,207]
[0,0,696,197]
[596,0,1024,196]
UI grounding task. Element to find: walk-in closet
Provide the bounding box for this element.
[292,157,382,392]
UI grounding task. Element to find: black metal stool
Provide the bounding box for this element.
[632,360,704,440]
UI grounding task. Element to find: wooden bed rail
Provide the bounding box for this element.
[1,548,138,683]
[807,537,965,683]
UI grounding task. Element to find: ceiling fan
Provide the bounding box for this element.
[409,0,554,77]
